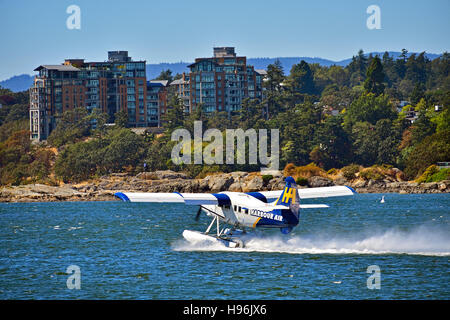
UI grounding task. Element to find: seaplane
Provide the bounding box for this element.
[115,176,356,248]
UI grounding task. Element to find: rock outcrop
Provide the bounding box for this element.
[1,173,448,202]
[307,176,334,188]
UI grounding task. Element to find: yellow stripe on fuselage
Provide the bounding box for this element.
[252,217,261,228]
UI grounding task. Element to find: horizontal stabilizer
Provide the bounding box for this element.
[299,204,329,209]
[252,204,290,211]
[298,186,356,199]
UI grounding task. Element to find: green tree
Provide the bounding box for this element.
[404,130,450,179]
[288,60,315,94]
[405,52,428,85]
[54,127,146,182]
[155,69,173,82]
[343,92,396,131]
[54,138,105,182]
[374,119,402,165]
[347,49,368,86]
[47,107,91,147]
[276,101,321,166]
[114,109,129,128]
[351,122,378,166]
[163,94,185,131]
[311,115,351,169]
[364,56,385,95]
[394,48,409,79]
[238,98,262,130]
[410,112,436,146]
[100,128,146,173]
[265,59,285,92]
[410,83,425,104]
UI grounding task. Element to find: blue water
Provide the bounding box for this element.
[0,194,449,299]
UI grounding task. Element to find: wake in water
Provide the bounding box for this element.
[173,225,450,256]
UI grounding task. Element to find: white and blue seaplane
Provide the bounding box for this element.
[115,176,356,248]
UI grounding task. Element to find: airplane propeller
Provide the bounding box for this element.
[195,206,202,221]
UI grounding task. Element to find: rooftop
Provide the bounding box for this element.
[34,65,80,72]
[170,79,188,85]
[255,69,268,75]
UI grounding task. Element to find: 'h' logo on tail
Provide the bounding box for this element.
[281,187,295,204]
[276,177,299,206]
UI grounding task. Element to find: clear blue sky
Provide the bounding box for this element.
[0,0,449,80]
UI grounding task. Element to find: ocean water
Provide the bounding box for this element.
[0,193,449,299]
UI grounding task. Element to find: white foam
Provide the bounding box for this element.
[173,225,450,256]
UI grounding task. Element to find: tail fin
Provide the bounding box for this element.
[275,176,300,207]
[276,176,300,234]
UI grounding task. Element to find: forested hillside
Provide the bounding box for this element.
[0,49,448,185]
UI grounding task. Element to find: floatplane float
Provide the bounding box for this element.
[115,176,356,248]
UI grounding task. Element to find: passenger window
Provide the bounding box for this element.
[238,206,241,212]
[244,209,248,214]
[233,205,237,211]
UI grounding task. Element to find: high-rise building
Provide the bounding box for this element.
[30,48,267,140]
[146,80,169,127]
[30,51,147,141]
[187,47,265,115]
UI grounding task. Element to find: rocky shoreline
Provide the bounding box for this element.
[1,170,449,202]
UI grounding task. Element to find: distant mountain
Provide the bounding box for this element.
[0,74,34,92]
[145,51,441,80]
[1,52,442,92]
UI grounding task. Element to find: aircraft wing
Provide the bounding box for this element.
[115,186,355,205]
[115,192,232,206]
[259,186,356,201]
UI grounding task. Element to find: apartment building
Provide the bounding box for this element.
[187,47,265,115]
[30,51,147,141]
[147,80,169,127]
[29,48,267,140]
